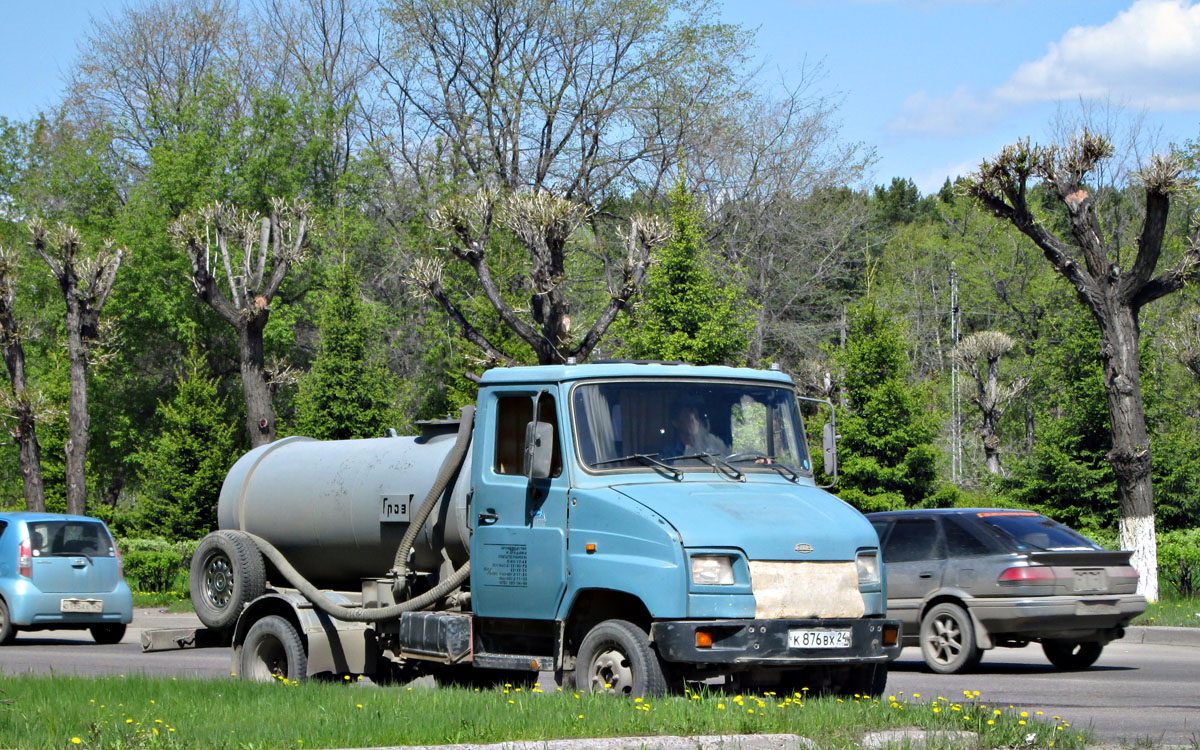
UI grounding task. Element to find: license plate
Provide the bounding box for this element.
[788,628,852,649]
[60,598,103,613]
[1073,569,1106,592]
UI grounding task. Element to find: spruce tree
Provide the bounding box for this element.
[137,346,238,539]
[618,175,754,365]
[294,262,398,440]
[834,299,938,511]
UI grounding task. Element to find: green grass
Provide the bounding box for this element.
[1133,593,1200,627]
[0,674,1089,750]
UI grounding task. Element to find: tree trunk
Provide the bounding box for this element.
[0,299,46,512]
[64,298,90,516]
[238,321,275,447]
[1098,305,1158,600]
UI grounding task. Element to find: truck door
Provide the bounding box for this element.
[470,390,569,620]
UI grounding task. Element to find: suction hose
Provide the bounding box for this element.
[242,405,476,624]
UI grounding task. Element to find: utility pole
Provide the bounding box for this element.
[950,263,962,484]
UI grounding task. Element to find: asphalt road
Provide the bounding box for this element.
[1,612,1197,746]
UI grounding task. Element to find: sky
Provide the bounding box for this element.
[3,0,1199,195]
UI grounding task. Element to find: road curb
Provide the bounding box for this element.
[1121,626,1200,648]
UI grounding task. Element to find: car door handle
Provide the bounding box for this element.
[919,571,934,579]
[477,511,499,526]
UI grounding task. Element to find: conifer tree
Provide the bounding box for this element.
[618,175,754,365]
[835,298,938,511]
[137,346,238,539]
[294,262,397,440]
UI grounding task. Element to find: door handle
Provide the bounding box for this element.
[918,572,934,579]
[477,511,499,525]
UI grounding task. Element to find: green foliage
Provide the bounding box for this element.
[834,299,939,511]
[293,262,399,440]
[617,175,755,365]
[122,549,180,593]
[872,177,939,227]
[1157,528,1200,598]
[135,347,239,539]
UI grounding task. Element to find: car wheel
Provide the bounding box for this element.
[1042,640,1103,670]
[574,619,666,698]
[837,663,888,698]
[0,599,16,645]
[240,615,307,683]
[190,530,265,631]
[920,602,982,674]
[90,624,126,644]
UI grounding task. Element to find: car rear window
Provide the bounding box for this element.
[975,511,1102,551]
[26,520,115,557]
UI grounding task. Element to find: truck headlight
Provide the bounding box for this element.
[856,550,880,587]
[691,555,735,586]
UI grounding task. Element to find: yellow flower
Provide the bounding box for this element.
[344,675,351,680]
[71,739,81,745]
[155,719,163,723]
[1020,711,1028,717]
[972,690,980,696]
[356,704,364,709]
[987,720,995,726]
[508,700,515,704]
[1019,720,1027,725]
[635,697,643,703]
[126,719,133,724]
[578,715,584,719]
[913,693,920,698]
[933,707,941,713]
[717,703,725,710]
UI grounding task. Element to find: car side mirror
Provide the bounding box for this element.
[524,421,554,479]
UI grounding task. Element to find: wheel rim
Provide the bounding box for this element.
[588,646,634,694]
[928,612,965,665]
[203,552,234,610]
[249,635,289,681]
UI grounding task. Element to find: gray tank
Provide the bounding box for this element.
[217,427,472,590]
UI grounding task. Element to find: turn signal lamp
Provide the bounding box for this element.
[585,543,596,554]
[883,624,899,646]
[695,631,713,648]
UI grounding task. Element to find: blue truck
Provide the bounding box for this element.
[147,362,900,696]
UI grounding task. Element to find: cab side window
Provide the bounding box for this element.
[494,393,562,477]
[881,518,944,563]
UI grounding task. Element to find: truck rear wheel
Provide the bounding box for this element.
[574,619,666,698]
[240,615,307,683]
[190,531,265,631]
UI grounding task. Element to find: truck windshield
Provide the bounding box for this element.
[572,380,810,474]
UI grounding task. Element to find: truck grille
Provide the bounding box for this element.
[749,561,865,619]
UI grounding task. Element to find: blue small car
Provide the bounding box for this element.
[0,512,132,644]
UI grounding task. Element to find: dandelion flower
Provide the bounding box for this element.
[71,739,81,745]
[1019,720,1027,725]
[126,719,133,724]
[717,704,725,710]
[356,704,364,709]
[987,720,995,726]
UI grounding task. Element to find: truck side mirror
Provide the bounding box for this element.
[822,422,838,484]
[524,421,554,479]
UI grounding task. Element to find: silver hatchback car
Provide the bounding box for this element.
[868,508,1146,673]
[0,512,133,644]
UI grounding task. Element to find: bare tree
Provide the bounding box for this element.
[954,331,1027,476]
[410,189,668,368]
[0,246,47,511]
[28,222,125,516]
[965,131,1200,599]
[170,198,311,447]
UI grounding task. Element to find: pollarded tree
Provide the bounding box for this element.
[965,131,1200,600]
[617,175,755,365]
[0,245,47,511]
[294,261,398,440]
[170,198,310,447]
[137,345,238,539]
[29,222,125,516]
[954,331,1028,476]
[834,298,939,512]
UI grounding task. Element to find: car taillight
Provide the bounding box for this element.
[113,540,124,577]
[1112,565,1139,581]
[18,537,32,578]
[997,566,1054,584]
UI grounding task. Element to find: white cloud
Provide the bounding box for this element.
[887,87,1003,135]
[996,0,1200,110]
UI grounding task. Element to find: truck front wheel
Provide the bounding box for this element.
[240,615,307,683]
[575,619,666,698]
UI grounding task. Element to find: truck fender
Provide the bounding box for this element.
[232,589,374,677]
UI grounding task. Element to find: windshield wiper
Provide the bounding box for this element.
[662,452,745,482]
[726,452,801,482]
[590,453,682,480]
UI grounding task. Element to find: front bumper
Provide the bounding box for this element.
[651,618,901,666]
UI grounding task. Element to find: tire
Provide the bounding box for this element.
[837,663,888,698]
[190,530,265,631]
[920,602,982,674]
[574,619,666,698]
[1042,640,1103,670]
[90,624,126,644]
[0,599,16,645]
[240,615,307,683]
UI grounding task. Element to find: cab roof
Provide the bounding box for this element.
[478,362,795,387]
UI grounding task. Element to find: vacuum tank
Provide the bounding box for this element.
[216,425,472,590]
